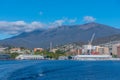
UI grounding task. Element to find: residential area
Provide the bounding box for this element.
[0,40,120,60]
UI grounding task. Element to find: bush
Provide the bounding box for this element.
[112,54,117,58]
[10,53,19,59]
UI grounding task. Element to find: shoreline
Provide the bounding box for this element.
[0,58,120,61]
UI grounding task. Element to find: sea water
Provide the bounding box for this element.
[0,60,120,80]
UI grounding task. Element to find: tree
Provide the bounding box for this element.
[10,53,19,59]
[56,50,65,54]
[112,54,118,58]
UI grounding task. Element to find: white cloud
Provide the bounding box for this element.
[0,18,77,34]
[48,18,77,28]
[49,19,66,28]
[83,16,96,22]
[0,21,45,34]
[26,21,45,32]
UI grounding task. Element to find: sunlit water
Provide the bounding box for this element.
[0,60,120,80]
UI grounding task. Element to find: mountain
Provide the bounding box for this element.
[0,22,120,49]
[11,29,45,39]
[92,33,120,45]
[74,33,120,46]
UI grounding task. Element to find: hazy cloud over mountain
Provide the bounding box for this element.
[0,18,77,34]
[83,16,96,23]
[0,21,45,34]
[49,18,77,28]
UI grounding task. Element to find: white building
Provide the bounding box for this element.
[82,44,92,54]
[73,55,112,60]
[0,47,7,52]
[58,56,68,60]
[16,55,44,60]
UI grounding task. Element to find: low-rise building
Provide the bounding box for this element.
[81,45,109,55]
[112,44,120,57]
[34,48,44,52]
[10,48,31,54]
[0,47,7,53]
[82,45,92,54]
[10,48,21,53]
[66,49,82,55]
[50,48,58,53]
[94,46,109,55]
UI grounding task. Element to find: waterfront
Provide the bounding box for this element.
[1,60,120,80]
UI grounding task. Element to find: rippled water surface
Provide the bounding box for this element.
[0,60,120,80]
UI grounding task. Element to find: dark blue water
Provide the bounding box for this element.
[0,60,120,80]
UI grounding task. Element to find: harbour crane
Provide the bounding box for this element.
[87,33,95,55]
[88,33,95,45]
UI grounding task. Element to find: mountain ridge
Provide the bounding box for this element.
[0,22,120,49]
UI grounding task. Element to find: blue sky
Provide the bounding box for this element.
[0,0,120,39]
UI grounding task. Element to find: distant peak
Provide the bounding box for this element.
[79,22,105,30]
[83,22,100,25]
